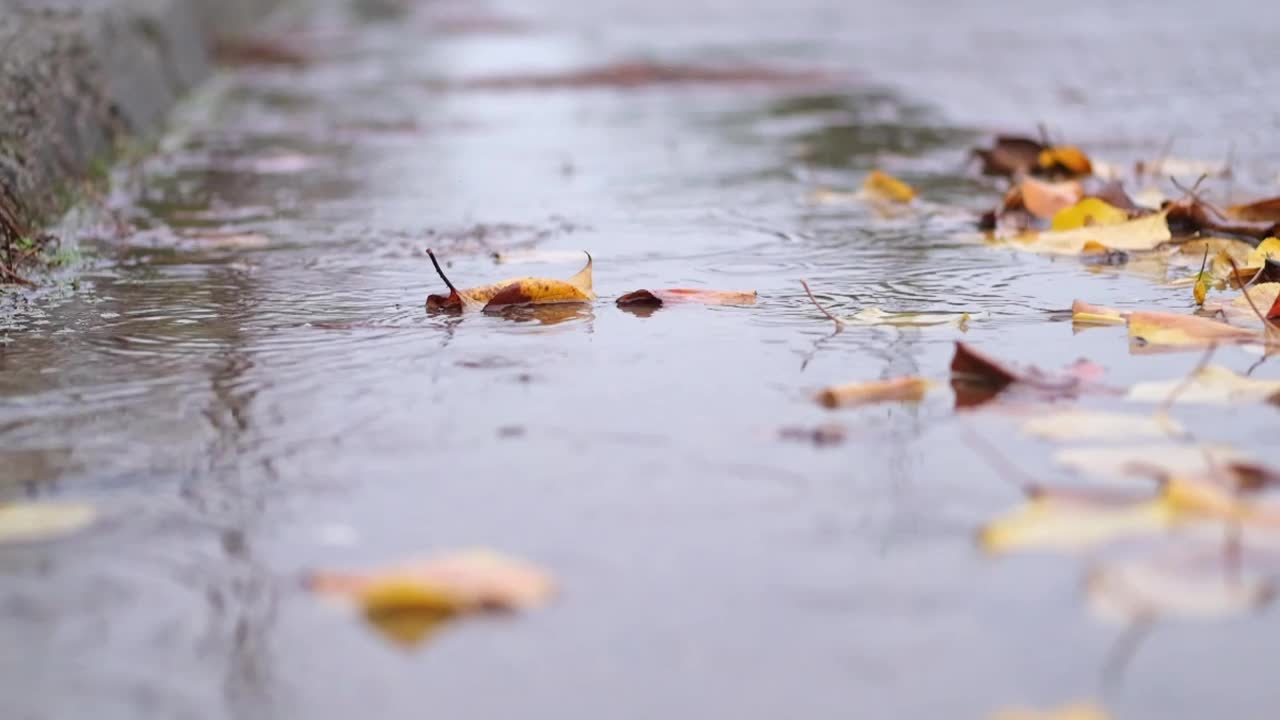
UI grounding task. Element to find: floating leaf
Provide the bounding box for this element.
[979,494,1174,553]
[1071,299,1127,325]
[616,288,757,307]
[1022,411,1181,441]
[1050,197,1128,231]
[1014,210,1170,255]
[846,307,973,327]
[862,170,916,203]
[1054,444,1250,481]
[1227,196,1280,223]
[1127,310,1259,349]
[0,502,96,544]
[1127,365,1280,405]
[991,702,1110,720]
[817,376,932,409]
[426,250,594,312]
[950,342,1098,407]
[307,549,555,616]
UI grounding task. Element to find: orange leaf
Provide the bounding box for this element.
[1038,145,1093,176]
[816,376,932,409]
[616,288,757,307]
[1227,195,1280,223]
[861,170,916,203]
[426,250,594,311]
[1019,177,1082,220]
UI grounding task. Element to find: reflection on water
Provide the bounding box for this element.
[2,0,1279,719]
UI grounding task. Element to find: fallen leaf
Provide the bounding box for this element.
[862,170,916,203]
[1127,310,1261,350]
[973,135,1045,177]
[615,288,757,307]
[991,702,1110,720]
[426,250,594,312]
[1227,196,1280,223]
[1020,177,1082,220]
[1086,559,1273,623]
[1247,237,1280,268]
[979,494,1175,553]
[0,502,96,544]
[1014,210,1170,255]
[1214,282,1280,323]
[307,549,554,646]
[817,376,932,409]
[950,342,1095,407]
[1054,444,1250,481]
[1022,411,1181,441]
[1038,145,1093,177]
[1167,196,1277,240]
[1126,365,1280,405]
[1050,197,1129,231]
[846,307,974,327]
[1071,299,1127,325]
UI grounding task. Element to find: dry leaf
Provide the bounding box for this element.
[1071,299,1127,325]
[1038,145,1093,176]
[1127,310,1259,349]
[991,702,1110,720]
[426,250,594,311]
[616,288,757,306]
[1020,177,1083,220]
[979,495,1175,553]
[1127,365,1280,405]
[1013,210,1170,255]
[862,170,916,203]
[0,502,96,544]
[1227,196,1280,223]
[1022,411,1181,441]
[817,376,932,409]
[973,135,1045,177]
[950,342,1098,407]
[1050,197,1128,231]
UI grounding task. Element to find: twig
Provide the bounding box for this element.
[425,249,459,295]
[1101,615,1154,698]
[1154,341,1216,435]
[800,279,845,331]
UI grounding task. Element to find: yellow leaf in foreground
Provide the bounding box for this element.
[1021,410,1181,441]
[0,502,96,544]
[979,496,1175,553]
[861,169,916,203]
[817,376,932,409]
[1015,210,1169,255]
[1126,365,1280,405]
[1050,197,1128,232]
[992,702,1110,720]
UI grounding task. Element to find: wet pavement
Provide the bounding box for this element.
[2,1,1279,718]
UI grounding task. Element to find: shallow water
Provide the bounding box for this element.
[2,1,1279,719]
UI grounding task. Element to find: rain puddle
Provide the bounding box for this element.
[1,0,1278,719]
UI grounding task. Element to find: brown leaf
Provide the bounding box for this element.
[972,135,1045,177]
[1038,145,1093,177]
[950,342,1101,407]
[426,250,594,312]
[1166,196,1277,240]
[616,288,757,307]
[1227,195,1280,223]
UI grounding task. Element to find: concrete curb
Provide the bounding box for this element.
[0,0,280,249]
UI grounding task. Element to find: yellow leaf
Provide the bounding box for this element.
[978,495,1176,553]
[1050,198,1128,231]
[817,376,932,409]
[1247,237,1280,267]
[861,170,916,203]
[1015,210,1169,255]
[1193,272,1209,306]
[846,307,974,327]
[992,702,1110,720]
[426,251,595,311]
[1037,145,1093,176]
[0,502,96,544]
[1127,365,1280,405]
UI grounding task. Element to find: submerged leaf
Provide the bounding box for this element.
[0,502,96,544]
[1127,365,1280,405]
[426,250,594,312]
[817,376,932,409]
[616,288,756,307]
[862,170,916,203]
